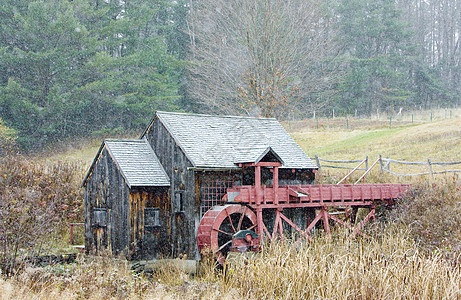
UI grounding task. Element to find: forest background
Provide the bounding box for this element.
[0,0,460,151]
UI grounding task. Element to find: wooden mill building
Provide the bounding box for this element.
[82,111,318,260]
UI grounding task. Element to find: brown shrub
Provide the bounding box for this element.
[389,176,461,260]
[0,156,85,275]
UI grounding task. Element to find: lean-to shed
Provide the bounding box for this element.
[83,111,318,260]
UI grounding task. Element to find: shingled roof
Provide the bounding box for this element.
[83,139,170,188]
[142,111,317,169]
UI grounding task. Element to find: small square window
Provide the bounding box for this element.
[92,208,108,227]
[144,208,160,228]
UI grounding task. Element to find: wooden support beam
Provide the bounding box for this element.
[273,166,279,205]
[255,165,263,207]
[279,212,303,233]
[352,208,375,238]
[322,208,331,236]
[294,210,324,246]
[327,213,371,239]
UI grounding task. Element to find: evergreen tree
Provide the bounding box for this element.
[0,0,183,150]
[335,0,415,116]
[0,0,96,147]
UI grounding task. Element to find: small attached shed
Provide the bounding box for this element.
[83,139,170,259]
[83,111,318,261]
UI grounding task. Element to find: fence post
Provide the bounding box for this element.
[379,155,383,173]
[365,156,369,170]
[315,155,321,170]
[70,223,74,245]
[428,159,434,180]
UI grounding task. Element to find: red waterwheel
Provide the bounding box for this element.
[197,204,257,264]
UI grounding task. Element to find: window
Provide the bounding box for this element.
[200,175,234,217]
[175,191,184,212]
[92,208,108,227]
[144,208,160,228]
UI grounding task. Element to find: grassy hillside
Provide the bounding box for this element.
[287,115,461,180]
[291,117,461,161]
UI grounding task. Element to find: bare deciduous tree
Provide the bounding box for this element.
[187,0,342,118]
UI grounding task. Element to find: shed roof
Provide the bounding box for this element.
[142,111,317,169]
[83,139,170,188]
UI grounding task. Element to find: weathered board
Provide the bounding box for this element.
[84,147,131,255]
[144,117,197,259]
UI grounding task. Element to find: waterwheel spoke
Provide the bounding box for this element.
[236,207,247,231]
[215,240,232,253]
[213,228,233,236]
[246,224,257,231]
[226,210,237,233]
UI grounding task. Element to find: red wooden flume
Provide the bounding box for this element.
[197,161,410,262]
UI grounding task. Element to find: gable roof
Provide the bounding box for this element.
[234,146,284,165]
[83,139,170,188]
[142,111,317,169]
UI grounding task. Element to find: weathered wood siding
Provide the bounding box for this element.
[145,117,197,259]
[84,148,130,255]
[85,148,172,259]
[129,188,170,260]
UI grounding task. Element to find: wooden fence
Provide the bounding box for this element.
[314,155,461,178]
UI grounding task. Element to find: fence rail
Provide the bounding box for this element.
[315,155,461,178]
[315,155,368,170]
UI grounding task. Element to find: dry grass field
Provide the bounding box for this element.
[291,113,461,161]
[1,228,460,299]
[1,112,461,299]
[290,110,461,180]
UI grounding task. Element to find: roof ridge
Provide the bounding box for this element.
[104,138,145,142]
[156,110,277,121]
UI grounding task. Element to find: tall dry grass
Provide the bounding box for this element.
[1,227,459,299]
[0,253,238,299]
[221,228,460,299]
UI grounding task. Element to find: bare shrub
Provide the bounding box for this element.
[0,156,84,275]
[389,176,461,260]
